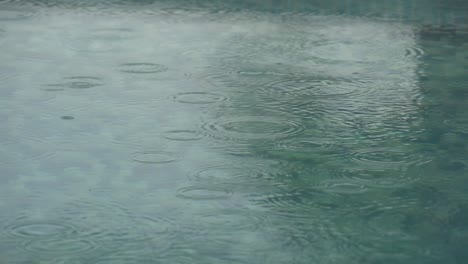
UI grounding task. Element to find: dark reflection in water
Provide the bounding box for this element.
[0,0,467,264]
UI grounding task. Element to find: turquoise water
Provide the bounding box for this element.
[1,1,467,263]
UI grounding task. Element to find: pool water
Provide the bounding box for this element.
[1,1,467,263]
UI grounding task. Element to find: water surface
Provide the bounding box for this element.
[1,1,468,263]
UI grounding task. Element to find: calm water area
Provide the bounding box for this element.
[1,0,468,263]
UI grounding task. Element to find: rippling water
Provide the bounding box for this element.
[1,0,468,263]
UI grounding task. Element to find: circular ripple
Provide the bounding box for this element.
[176,186,233,200]
[63,77,104,89]
[317,179,368,194]
[181,210,268,242]
[405,45,425,59]
[193,70,250,89]
[258,190,413,256]
[52,200,129,238]
[120,214,179,246]
[202,116,305,141]
[4,136,56,161]
[276,139,334,150]
[253,188,346,215]
[347,147,430,169]
[67,213,178,254]
[162,130,205,141]
[130,151,177,164]
[190,164,290,187]
[195,211,265,231]
[23,238,98,255]
[118,63,168,74]
[59,202,133,231]
[173,92,229,104]
[260,75,368,99]
[57,200,178,251]
[267,139,340,161]
[42,77,104,90]
[308,41,387,63]
[3,217,77,239]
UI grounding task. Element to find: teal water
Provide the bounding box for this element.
[1,1,468,263]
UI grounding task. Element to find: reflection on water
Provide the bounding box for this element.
[0,0,467,263]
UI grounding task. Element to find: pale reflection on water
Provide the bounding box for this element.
[0,1,467,264]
